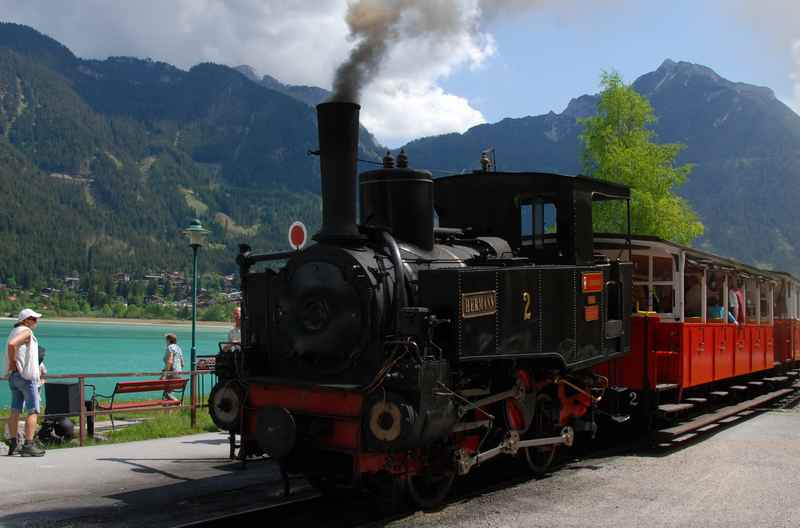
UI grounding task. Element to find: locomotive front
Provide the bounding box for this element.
[210,102,473,468]
[209,101,633,508]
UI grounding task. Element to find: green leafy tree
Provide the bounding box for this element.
[199,302,227,321]
[580,71,704,244]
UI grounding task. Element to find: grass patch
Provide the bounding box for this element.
[45,408,218,449]
[95,408,217,444]
[4,399,220,449]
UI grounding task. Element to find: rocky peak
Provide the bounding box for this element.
[234,64,260,82]
[636,59,775,100]
[258,73,287,92]
[562,94,598,118]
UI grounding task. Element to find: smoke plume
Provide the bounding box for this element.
[330,0,469,102]
[330,0,618,103]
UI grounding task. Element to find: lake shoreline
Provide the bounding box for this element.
[0,316,230,328]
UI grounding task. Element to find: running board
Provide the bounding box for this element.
[658,388,793,437]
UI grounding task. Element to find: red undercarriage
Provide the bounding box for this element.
[246,372,593,477]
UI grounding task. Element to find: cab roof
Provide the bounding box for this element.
[434,171,631,202]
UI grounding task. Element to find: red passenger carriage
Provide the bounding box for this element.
[594,235,797,417]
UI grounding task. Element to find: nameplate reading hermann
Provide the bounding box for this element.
[461,290,497,319]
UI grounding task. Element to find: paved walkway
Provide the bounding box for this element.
[390,406,800,528]
[0,432,297,527]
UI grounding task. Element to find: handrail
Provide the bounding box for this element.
[0,369,216,447]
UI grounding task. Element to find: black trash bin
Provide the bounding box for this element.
[43,381,82,443]
[44,382,81,415]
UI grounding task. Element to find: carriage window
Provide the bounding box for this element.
[746,280,758,321]
[684,272,703,318]
[630,253,677,316]
[728,275,744,324]
[631,255,648,282]
[760,285,770,323]
[632,284,648,312]
[653,285,674,314]
[707,272,725,321]
[653,257,673,282]
[775,283,788,319]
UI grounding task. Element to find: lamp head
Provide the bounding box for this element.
[184,219,209,248]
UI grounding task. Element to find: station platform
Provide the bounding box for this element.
[0,432,297,527]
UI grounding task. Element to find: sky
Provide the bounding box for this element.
[1,0,799,147]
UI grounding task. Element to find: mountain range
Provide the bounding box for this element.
[402,59,800,272]
[0,22,381,286]
[0,21,799,285]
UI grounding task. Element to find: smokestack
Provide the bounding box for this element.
[314,102,364,243]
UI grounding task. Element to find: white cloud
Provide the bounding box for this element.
[735,1,800,111]
[350,3,496,145]
[0,0,351,87]
[0,0,494,145]
[362,79,486,147]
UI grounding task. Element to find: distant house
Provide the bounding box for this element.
[64,277,80,289]
[145,295,166,305]
[166,271,186,288]
[225,291,242,302]
[196,289,213,307]
[112,272,131,283]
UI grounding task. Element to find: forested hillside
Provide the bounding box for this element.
[0,23,382,286]
[402,60,800,273]
[2,21,799,283]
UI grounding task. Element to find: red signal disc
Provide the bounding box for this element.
[288,221,307,250]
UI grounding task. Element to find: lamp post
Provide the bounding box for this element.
[183,218,208,427]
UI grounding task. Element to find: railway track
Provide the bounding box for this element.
[170,492,324,528]
[766,382,800,410]
[174,381,800,528]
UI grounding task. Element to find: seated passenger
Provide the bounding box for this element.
[708,305,725,320]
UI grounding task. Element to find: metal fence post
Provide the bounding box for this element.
[78,376,86,447]
[191,371,197,428]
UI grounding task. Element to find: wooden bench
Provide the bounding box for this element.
[91,378,188,430]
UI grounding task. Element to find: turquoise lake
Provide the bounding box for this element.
[1,319,230,409]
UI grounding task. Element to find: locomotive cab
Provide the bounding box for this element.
[426,171,634,369]
[434,171,631,266]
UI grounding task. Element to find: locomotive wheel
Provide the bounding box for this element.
[404,443,457,510]
[208,380,244,433]
[406,463,455,511]
[306,474,352,499]
[364,473,407,515]
[522,394,558,477]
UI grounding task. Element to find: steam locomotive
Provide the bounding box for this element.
[208,101,634,508]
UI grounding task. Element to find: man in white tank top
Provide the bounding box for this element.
[5,308,45,457]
